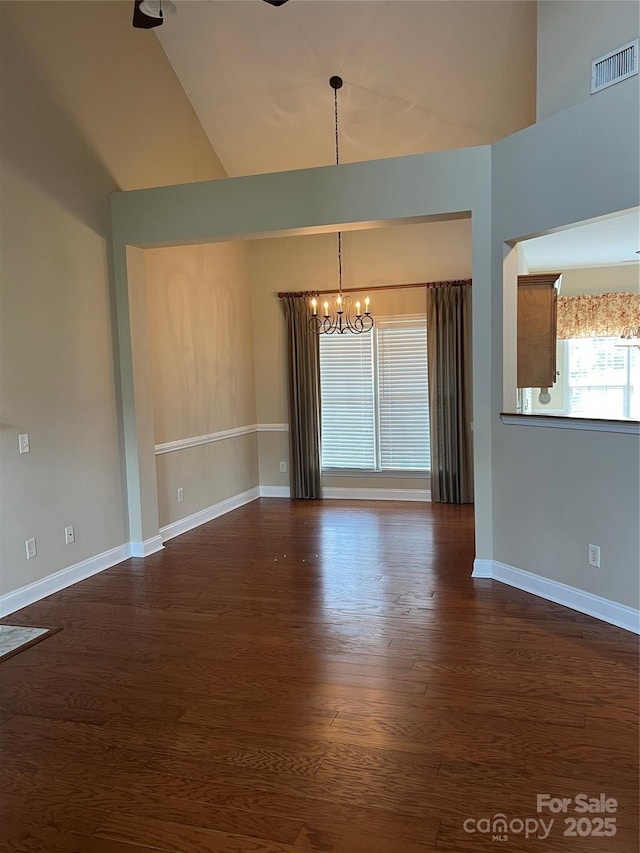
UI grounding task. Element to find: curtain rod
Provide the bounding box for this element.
[277,279,471,298]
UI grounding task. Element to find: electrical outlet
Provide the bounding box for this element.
[279,461,287,473]
[588,544,601,568]
[64,525,75,545]
[177,487,184,503]
[25,538,37,559]
[18,433,30,454]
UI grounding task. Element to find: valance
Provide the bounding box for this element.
[557,292,640,340]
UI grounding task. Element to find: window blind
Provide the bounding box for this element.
[377,321,430,471]
[320,333,375,469]
[319,317,430,472]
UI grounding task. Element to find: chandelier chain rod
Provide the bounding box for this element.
[334,83,343,296]
[308,75,374,334]
[334,85,340,167]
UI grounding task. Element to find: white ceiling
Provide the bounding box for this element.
[520,209,640,272]
[154,3,637,273]
[156,0,536,177]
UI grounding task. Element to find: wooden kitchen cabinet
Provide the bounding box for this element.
[517,273,561,389]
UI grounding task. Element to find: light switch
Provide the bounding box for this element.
[18,433,30,454]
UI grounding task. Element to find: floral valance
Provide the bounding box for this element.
[557,292,640,340]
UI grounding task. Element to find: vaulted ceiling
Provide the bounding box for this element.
[156,0,537,177]
[153,2,637,274]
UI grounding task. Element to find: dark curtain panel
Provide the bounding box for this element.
[281,296,322,499]
[426,285,474,503]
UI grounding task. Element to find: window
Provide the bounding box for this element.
[320,316,430,472]
[528,337,639,419]
[567,338,639,419]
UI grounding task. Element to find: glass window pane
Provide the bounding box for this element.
[569,386,625,419]
[566,337,636,420]
[568,338,627,386]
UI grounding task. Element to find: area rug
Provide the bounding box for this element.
[0,625,61,663]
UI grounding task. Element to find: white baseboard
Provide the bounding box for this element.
[473,559,640,634]
[471,558,493,578]
[258,485,430,501]
[160,487,260,542]
[323,487,431,502]
[0,544,131,618]
[259,486,291,498]
[128,536,164,558]
[0,487,262,617]
[0,487,263,617]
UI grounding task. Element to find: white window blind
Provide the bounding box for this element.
[320,333,375,469]
[320,316,430,472]
[377,321,430,470]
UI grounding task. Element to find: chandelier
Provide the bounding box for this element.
[309,77,374,336]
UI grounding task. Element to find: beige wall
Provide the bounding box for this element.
[249,219,472,491]
[144,243,258,528]
[493,423,639,608]
[109,69,638,614]
[537,0,640,121]
[557,264,640,297]
[5,0,636,623]
[156,437,259,527]
[0,1,225,596]
[493,76,640,609]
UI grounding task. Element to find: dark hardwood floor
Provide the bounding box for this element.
[1,499,638,852]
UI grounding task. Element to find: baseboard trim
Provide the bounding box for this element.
[128,536,164,558]
[0,487,263,616]
[471,558,493,578]
[323,487,431,502]
[0,544,131,618]
[160,487,260,542]
[259,486,291,498]
[472,559,640,634]
[258,486,431,501]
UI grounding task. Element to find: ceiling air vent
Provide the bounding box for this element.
[591,39,639,94]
